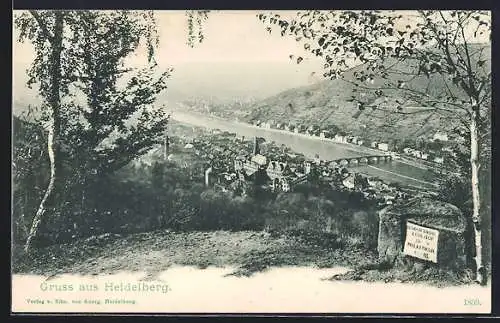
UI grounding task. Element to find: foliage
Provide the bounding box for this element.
[258,10,492,282]
[12,113,50,243]
[185,10,210,47]
[13,129,381,251]
[258,10,491,141]
[260,12,489,98]
[14,10,172,249]
[16,11,172,181]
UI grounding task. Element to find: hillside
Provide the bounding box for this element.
[241,45,490,145]
[242,78,455,144]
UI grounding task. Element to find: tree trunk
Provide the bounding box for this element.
[470,108,486,285]
[24,12,64,253]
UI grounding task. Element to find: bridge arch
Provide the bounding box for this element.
[339,159,349,166]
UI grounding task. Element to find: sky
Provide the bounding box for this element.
[12,10,490,105]
[13,10,325,104]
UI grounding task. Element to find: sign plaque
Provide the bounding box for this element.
[403,222,439,263]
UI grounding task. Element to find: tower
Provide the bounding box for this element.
[163,123,170,161]
[304,161,312,175]
[164,135,170,160]
[205,166,213,187]
[253,136,260,155]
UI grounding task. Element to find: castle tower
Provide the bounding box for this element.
[164,135,170,160]
[253,136,260,155]
[205,167,213,187]
[304,161,312,175]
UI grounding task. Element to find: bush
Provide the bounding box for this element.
[264,189,380,251]
[343,210,380,250]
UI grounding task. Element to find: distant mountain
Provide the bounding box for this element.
[12,60,318,115]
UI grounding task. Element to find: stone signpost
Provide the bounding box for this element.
[378,198,468,269]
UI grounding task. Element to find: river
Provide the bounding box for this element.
[169,111,438,190]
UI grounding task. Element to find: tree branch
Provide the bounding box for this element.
[458,15,477,100]
[340,78,469,113]
[29,10,55,43]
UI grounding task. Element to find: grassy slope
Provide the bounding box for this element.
[12,230,377,277]
[12,230,475,286]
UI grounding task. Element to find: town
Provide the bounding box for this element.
[247,118,463,168]
[160,123,437,208]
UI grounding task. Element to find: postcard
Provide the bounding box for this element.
[11,9,492,314]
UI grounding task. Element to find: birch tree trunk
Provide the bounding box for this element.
[24,12,64,253]
[470,107,486,285]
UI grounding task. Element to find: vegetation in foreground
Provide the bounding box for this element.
[12,10,490,286]
[12,228,477,287]
[12,117,487,286]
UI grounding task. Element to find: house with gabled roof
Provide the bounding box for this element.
[266,160,291,180]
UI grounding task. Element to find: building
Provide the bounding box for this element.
[378,142,389,151]
[266,161,291,180]
[327,160,338,168]
[420,153,429,160]
[282,173,308,192]
[234,137,268,177]
[314,154,321,165]
[342,174,355,189]
[334,134,347,143]
[251,154,268,167]
[371,141,378,148]
[434,156,444,164]
[282,180,291,192]
[304,161,313,174]
[412,150,422,158]
[367,177,380,187]
[433,132,449,142]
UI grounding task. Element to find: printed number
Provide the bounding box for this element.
[464,299,481,306]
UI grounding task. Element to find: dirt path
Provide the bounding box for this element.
[13,230,376,278]
[13,229,482,289]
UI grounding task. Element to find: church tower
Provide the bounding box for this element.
[253,136,260,155]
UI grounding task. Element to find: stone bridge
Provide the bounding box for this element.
[327,154,393,167]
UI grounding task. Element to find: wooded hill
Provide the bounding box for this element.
[241,44,490,146]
